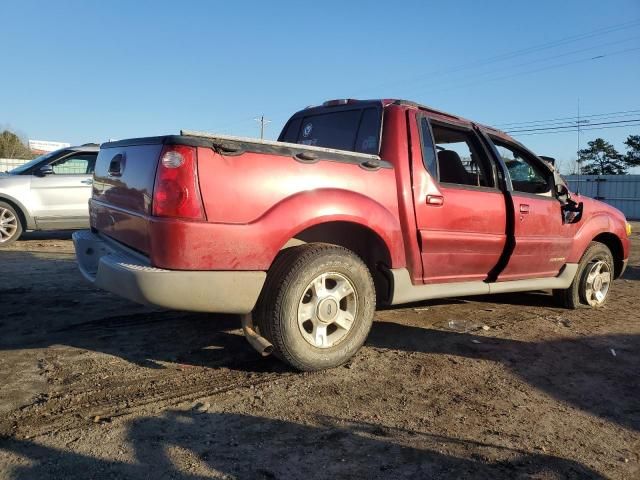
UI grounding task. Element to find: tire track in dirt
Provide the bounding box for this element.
[4,359,294,438]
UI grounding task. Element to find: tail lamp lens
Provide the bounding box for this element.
[152,145,205,220]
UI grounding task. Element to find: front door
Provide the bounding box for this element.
[412,116,507,283]
[487,137,573,280]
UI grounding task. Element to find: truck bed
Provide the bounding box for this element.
[91,131,399,270]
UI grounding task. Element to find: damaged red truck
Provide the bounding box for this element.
[73,99,632,371]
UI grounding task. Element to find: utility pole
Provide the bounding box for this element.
[575,99,590,193]
[576,98,581,193]
[254,115,271,140]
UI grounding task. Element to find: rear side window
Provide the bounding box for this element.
[430,124,493,188]
[280,108,381,154]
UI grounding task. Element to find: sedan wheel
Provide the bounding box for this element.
[0,204,21,245]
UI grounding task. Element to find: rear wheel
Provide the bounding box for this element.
[255,243,375,371]
[553,242,614,309]
[0,201,22,246]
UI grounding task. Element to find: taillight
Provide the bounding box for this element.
[152,145,205,220]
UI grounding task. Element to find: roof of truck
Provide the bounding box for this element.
[316,98,511,140]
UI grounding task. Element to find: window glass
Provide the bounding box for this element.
[354,108,381,154]
[280,108,382,154]
[51,153,97,174]
[420,117,438,178]
[281,117,302,143]
[492,141,551,195]
[9,150,68,174]
[431,124,491,187]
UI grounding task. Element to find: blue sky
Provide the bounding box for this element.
[1,0,639,171]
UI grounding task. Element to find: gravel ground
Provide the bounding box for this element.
[0,226,638,479]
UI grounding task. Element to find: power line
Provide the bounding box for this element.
[405,46,640,97]
[216,20,640,133]
[494,109,640,128]
[351,19,640,96]
[400,35,640,95]
[506,118,640,134]
[509,122,640,136]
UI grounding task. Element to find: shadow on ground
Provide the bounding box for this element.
[0,250,284,374]
[0,411,606,479]
[368,324,640,433]
[2,251,637,434]
[623,264,640,280]
[18,231,74,241]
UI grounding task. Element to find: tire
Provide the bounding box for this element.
[553,241,614,309]
[255,243,375,371]
[0,201,22,247]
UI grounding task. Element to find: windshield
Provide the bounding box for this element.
[8,150,66,174]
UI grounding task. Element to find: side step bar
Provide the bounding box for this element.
[389,264,578,305]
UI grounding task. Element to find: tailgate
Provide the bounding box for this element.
[91,140,164,254]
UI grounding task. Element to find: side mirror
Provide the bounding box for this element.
[563,200,583,224]
[540,155,556,166]
[37,165,54,176]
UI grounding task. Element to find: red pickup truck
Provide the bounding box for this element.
[73,99,631,371]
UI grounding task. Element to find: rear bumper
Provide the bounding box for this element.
[72,230,266,314]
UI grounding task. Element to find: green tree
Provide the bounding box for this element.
[0,130,34,159]
[578,138,626,175]
[624,134,640,168]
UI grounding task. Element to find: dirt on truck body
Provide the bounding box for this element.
[0,225,638,479]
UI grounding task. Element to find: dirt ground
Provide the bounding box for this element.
[0,226,638,479]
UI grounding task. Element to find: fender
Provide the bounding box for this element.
[566,213,612,263]
[0,192,35,230]
[262,188,406,268]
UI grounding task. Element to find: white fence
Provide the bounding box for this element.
[0,158,30,173]
[565,175,640,220]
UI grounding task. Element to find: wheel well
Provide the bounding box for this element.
[0,196,28,231]
[592,232,624,278]
[284,221,393,305]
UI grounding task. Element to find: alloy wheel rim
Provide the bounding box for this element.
[583,259,611,306]
[297,272,357,348]
[0,207,18,243]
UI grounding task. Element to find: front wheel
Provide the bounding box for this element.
[553,241,614,309]
[255,243,375,371]
[0,201,22,247]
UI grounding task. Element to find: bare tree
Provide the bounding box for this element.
[0,130,34,159]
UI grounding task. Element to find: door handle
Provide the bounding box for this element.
[519,204,530,214]
[426,195,444,206]
[81,179,93,185]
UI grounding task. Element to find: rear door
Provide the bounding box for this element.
[412,115,507,283]
[30,152,97,228]
[486,136,573,279]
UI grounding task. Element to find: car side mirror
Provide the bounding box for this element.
[37,165,54,176]
[563,200,583,224]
